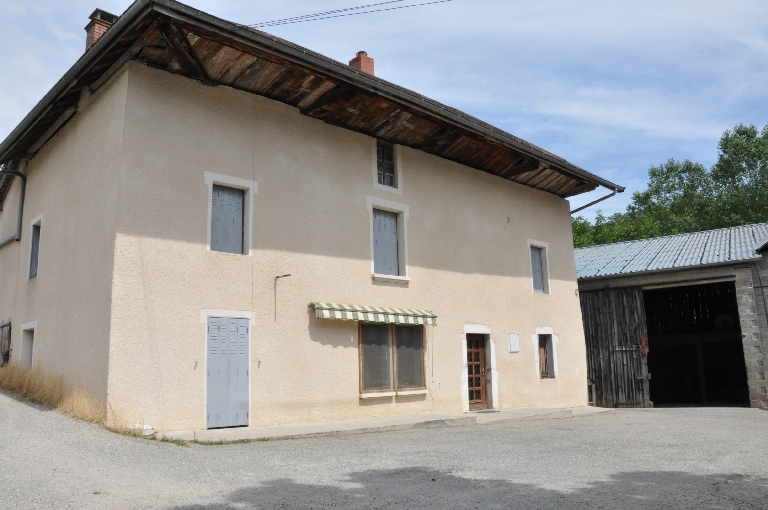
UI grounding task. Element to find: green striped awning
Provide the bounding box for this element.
[312,302,437,326]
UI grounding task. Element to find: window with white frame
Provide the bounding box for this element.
[205,172,256,256]
[538,334,555,378]
[368,197,409,281]
[377,141,396,188]
[529,243,549,293]
[372,140,402,194]
[29,217,42,280]
[360,323,425,393]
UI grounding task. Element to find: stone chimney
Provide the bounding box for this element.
[85,9,119,51]
[349,51,374,75]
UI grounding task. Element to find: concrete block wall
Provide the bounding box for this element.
[736,265,768,409]
[751,257,768,409]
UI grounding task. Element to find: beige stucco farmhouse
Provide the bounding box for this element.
[0,1,623,431]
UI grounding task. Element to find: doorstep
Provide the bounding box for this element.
[160,412,475,442]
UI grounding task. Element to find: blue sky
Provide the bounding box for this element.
[1,0,766,217]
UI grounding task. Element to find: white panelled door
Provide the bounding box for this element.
[207,317,249,429]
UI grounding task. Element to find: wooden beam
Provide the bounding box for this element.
[26,106,77,154]
[300,85,357,116]
[158,21,211,83]
[90,21,160,92]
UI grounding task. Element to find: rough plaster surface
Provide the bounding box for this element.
[1,392,768,509]
[1,62,589,430]
[0,68,129,399]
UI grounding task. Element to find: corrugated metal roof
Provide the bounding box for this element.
[576,223,768,279]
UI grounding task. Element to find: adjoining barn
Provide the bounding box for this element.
[576,224,768,409]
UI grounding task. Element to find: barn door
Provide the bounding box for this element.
[207,317,250,428]
[580,288,651,408]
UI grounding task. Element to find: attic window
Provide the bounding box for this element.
[377,141,396,188]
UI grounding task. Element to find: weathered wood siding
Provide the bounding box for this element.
[580,287,652,408]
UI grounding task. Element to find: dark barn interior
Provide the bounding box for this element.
[643,282,750,406]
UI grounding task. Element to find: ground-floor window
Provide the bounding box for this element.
[539,334,555,379]
[360,323,425,393]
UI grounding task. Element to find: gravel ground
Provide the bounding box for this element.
[1,392,767,509]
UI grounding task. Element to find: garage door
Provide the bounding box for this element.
[207,317,250,429]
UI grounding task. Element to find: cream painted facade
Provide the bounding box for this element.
[0,62,588,431]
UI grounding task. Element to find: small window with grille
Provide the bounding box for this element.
[376,141,396,188]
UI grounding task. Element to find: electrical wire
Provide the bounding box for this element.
[250,0,408,27]
[243,0,456,29]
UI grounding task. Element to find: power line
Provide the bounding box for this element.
[245,0,456,29]
[250,0,408,27]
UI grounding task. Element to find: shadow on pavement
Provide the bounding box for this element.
[169,467,768,509]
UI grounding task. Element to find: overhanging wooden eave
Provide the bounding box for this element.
[0,0,623,199]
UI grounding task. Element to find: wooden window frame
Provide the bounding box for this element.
[358,322,427,395]
[539,334,555,379]
[371,139,403,195]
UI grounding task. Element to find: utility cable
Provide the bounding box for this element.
[238,0,456,30]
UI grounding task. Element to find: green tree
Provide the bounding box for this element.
[573,123,768,248]
[711,124,768,227]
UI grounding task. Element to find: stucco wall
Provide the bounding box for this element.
[0,69,128,399]
[105,63,587,430]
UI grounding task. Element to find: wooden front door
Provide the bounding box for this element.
[467,334,487,410]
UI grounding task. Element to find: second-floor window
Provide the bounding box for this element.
[211,184,244,254]
[377,141,396,188]
[373,209,399,276]
[530,245,549,293]
[29,224,41,279]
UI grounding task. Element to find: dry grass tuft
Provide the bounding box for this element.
[0,364,136,432]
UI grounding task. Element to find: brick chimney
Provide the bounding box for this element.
[85,9,119,51]
[349,51,374,75]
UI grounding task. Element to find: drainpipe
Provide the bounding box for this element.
[0,159,28,250]
[570,188,620,215]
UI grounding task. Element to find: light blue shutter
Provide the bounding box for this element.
[531,246,544,292]
[373,209,398,275]
[211,185,244,254]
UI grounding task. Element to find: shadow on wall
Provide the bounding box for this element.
[167,467,768,509]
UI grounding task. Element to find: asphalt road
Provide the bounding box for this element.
[1,392,767,509]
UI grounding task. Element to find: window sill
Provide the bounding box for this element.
[359,391,396,399]
[396,389,428,396]
[372,274,411,283]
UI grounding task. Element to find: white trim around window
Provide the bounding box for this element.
[19,320,37,369]
[371,139,403,195]
[367,196,410,282]
[532,326,559,378]
[204,172,257,256]
[527,239,551,294]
